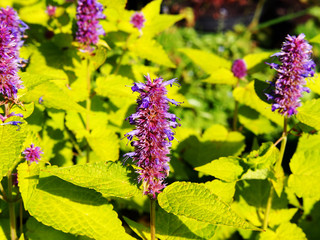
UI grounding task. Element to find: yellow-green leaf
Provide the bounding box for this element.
[195,157,244,182]
[128,37,175,68]
[158,182,259,230]
[297,99,320,130]
[86,128,119,161]
[179,48,231,73]
[44,161,139,198]
[18,162,134,240]
[259,222,307,240]
[124,206,217,240]
[233,81,282,126]
[0,123,27,179]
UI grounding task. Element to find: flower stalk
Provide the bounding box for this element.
[263,117,287,230]
[150,199,156,240]
[86,57,91,163]
[8,170,17,240]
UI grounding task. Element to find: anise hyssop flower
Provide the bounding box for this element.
[0,7,28,100]
[124,75,181,199]
[266,33,315,116]
[76,0,105,52]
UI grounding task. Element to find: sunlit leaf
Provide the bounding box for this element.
[124,207,217,240]
[310,33,320,43]
[204,180,236,203]
[243,52,273,71]
[288,137,320,199]
[128,37,176,68]
[233,81,283,126]
[10,102,34,119]
[86,128,119,162]
[95,74,134,98]
[21,82,85,112]
[195,157,244,182]
[179,48,231,73]
[100,0,127,11]
[306,74,320,95]
[202,68,237,85]
[297,99,320,130]
[142,0,162,22]
[259,222,307,240]
[143,14,185,38]
[245,142,279,170]
[238,106,278,135]
[26,218,78,240]
[0,123,27,180]
[180,124,245,168]
[18,162,134,240]
[19,2,48,25]
[44,161,139,198]
[90,46,108,70]
[158,182,260,230]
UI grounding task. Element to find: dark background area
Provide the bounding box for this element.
[126,0,320,48]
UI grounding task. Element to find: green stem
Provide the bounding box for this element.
[113,49,126,75]
[232,78,240,131]
[0,182,8,201]
[19,200,23,237]
[8,172,17,240]
[150,198,156,240]
[263,185,274,230]
[255,8,309,30]
[262,117,288,230]
[5,103,9,117]
[248,0,266,31]
[277,117,288,168]
[86,57,91,163]
[233,100,239,131]
[66,128,83,156]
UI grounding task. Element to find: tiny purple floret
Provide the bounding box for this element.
[0,112,23,122]
[46,5,57,17]
[130,12,146,31]
[12,173,18,186]
[231,59,247,78]
[0,112,23,130]
[124,75,181,199]
[23,144,43,163]
[266,33,316,116]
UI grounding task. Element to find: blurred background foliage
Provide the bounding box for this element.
[0,0,320,239]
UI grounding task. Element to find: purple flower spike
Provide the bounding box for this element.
[23,144,43,163]
[231,59,247,78]
[124,75,181,199]
[130,12,146,31]
[266,33,316,117]
[0,7,28,100]
[76,0,106,52]
[46,5,57,18]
